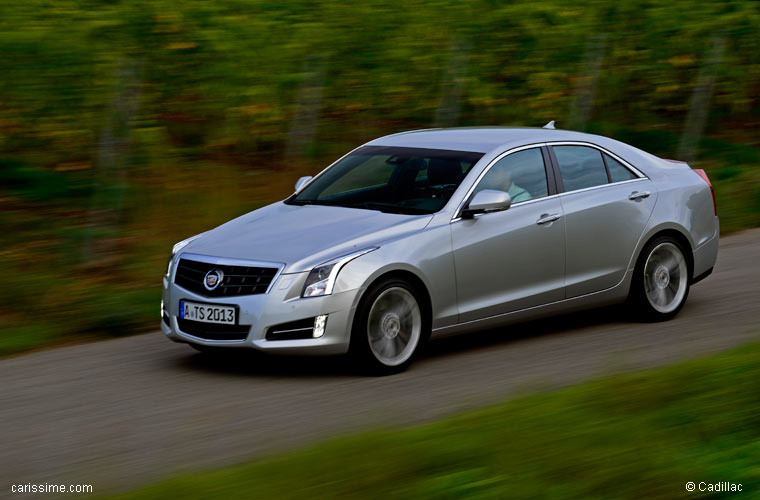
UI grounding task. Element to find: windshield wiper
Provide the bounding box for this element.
[338,202,427,215]
[287,199,330,206]
[289,199,427,215]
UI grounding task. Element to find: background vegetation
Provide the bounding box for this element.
[106,339,760,499]
[2,0,759,354]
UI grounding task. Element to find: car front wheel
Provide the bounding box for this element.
[350,278,427,375]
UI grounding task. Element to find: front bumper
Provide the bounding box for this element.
[161,268,360,355]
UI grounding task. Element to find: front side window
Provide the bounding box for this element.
[553,145,609,192]
[287,146,483,215]
[472,148,548,203]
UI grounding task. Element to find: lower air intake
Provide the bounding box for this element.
[177,318,250,341]
[266,318,315,341]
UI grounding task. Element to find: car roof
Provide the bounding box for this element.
[364,127,613,154]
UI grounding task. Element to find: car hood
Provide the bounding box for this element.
[183,202,433,273]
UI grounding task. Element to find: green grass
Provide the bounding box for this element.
[104,340,760,500]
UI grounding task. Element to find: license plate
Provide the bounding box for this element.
[179,300,236,325]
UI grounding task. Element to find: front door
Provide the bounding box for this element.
[451,147,566,323]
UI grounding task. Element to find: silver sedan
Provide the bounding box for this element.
[160,127,719,374]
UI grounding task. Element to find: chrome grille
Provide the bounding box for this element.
[175,258,278,297]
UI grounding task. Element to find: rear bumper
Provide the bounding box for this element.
[691,266,713,285]
[692,216,719,283]
[160,271,361,355]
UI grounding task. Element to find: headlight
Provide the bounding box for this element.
[302,247,377,298]
[166,233,204,277]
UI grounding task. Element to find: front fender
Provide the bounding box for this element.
[333,222,459,329]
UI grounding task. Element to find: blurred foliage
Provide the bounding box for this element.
[1,0,759,352]
[106,340,760,499]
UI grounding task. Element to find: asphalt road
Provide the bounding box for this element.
[2,229,759,497]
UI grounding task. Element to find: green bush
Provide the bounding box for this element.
[1,0,758,353]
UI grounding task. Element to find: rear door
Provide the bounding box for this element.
[549,144,657,298]
[451,146,566,322]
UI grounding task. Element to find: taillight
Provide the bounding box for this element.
[694,169,717,216]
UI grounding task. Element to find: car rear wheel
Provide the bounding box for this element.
[350,278,428,375]
[630,236,691,320]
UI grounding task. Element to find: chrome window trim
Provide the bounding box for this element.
[557,177,649,198]
[451,142,548,222]
[547,141,647,179]
[174,253,286,295]
[451,140,650,222]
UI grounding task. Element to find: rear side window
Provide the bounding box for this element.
[604,153,637,182]
[473,148,548,203]
[553,146,608,192]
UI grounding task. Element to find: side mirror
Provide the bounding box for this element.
[462,189,511,219]
[294,176,313,193]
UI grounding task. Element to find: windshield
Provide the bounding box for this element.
[286,146,483,215]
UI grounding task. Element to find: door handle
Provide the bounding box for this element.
[628,190,651,200]
[536,213,561,225]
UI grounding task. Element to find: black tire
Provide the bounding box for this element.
[349,277,430,375]
[629,235,691,321]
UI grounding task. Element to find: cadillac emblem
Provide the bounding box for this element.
[204,269,224,291]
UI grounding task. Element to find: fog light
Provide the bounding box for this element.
[160,300,164,318]
[313,315,328,338]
